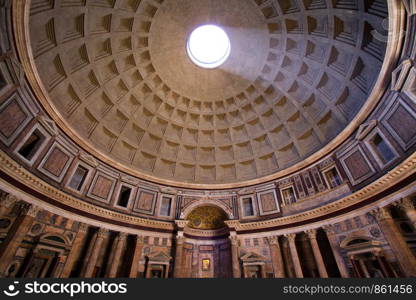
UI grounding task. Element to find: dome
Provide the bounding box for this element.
[26,0,387,187]
[1,0,415,281]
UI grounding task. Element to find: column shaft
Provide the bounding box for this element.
[372,207,416,277]
[323,226,350,278]
[285,234,303,278]
[173,235,184,278]
[306,230,328,278]
[60,223,88,278]
[107,233,127,278]
[82,228,108,278]
[268,236,285,278]
[230,235,241,278]
[129,236,144,278]
[358,259,370,278]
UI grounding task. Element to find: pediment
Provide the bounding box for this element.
[147,251,171,262]
[240,252,267,262]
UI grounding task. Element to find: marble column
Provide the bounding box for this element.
[305,229,328,278]
[395,197,416,230]
[358,259,370,278]
[282,239,295,278]
[0,193,17,216]
[349,256,363,277]
[173,234,185,278]
[81,228,109,278]
[107,232,127,278]
[267,236,285,278]
[285,233,303,278]
[230,234,241,278]
[129,235,144,278]
[371,207,416,277]
[323,225,350,278]
[51,255,66,278]
[0,203,39,277]
[60,223,89,278]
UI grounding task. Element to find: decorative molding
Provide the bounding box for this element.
[0,147,415,233]
[0,148,175,231]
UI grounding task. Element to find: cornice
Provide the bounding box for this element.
[11,0,405,189]
[228,151,416,232]
[0,148,414,233]
[0,149,175,232]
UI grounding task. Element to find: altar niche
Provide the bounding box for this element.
[17,233,71,278]
[173,204,234,278]
[144,252,172,278]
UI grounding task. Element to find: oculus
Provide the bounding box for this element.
[186,25,231,69]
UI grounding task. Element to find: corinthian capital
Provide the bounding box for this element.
[393,197,415,212]
[135,235,144,244]
[20,203,40,217]
[117,232,128,241]
[284,233,297,242]
[370,207,391,221]
[0,193,18,208]
[267,236,279,245]
[305,229,317,239]
[229,235,239,245]
[322,225,336,235]
[97,228,110,238]
[78,223,89,233]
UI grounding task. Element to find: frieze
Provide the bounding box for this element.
[0,146,414,233]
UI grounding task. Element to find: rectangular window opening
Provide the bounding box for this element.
[160,196,172,216]
[371,133,395,164]
[117,186,132,208]
[68,165,89,191]
[281,187,296,205]
[0,71,6,90]
[17,129,45,161]
[324,167,342,189]
[242,197,254,216]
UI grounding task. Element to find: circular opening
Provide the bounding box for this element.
[187,25,231,69]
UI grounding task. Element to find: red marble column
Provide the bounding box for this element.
[230,234,241,278]
[81,228,109,278]
[349,256,365,278]
[372,207,416,277]
[129,235,144,278]
[285,233,303,278]
[107,232,127,278]
[305,229,328,278]
[173,235,185,278]
[60,223,89,278]
[267,236,285,278]
[0,203,39,277]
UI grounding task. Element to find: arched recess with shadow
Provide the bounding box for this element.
[16,233,71,278]
[177,205,233,278]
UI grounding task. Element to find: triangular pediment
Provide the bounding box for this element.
[240,252,267,262]
[147,251,171,262]
[355,120,377,140]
